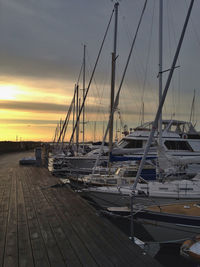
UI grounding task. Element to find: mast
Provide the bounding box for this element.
[76,84,79,153]
[103,121,105,140]
[132,0,195,190]
[94,121,96,142]
[189,89,195,124]
[158,0,163,145]
[92,0,147,174]
[109,2,119,161]
[115,117,118,142]
[158,0,163,179]
[68,8,114,147]
[72,84,76,144]
[59,118,62,137]
[141,101,144,125]
[82,44,86,152]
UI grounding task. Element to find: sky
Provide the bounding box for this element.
[0,0,200,142]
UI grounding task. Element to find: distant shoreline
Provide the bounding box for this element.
[0,141,42,154]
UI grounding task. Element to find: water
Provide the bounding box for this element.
[105,215,199,267]
[155,244,199,267]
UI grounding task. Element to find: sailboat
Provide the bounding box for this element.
[49,2,151,177]
[107,200,200,243]
[78,0,200,241]
[49,20,113,175]
[79,0,198,187]
[93,0,200,244]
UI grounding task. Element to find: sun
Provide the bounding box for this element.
[0,84,19,100]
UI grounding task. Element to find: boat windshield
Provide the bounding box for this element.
[117,139,143,148]
[134,120,200,136]
[164,140,193,151]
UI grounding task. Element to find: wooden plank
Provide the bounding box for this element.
[20,170,51,267]
[51,184,160,267]
[52,187,138,266]
[17,171,34,267]
[28,168,100,266]
[41,181,146,266]
[28,166,161,267]
[23,169,66,267]
[0,173,12,266]
[25,168,94,267]
[4,172,18,267]
[42,189,105,267]
[44,188,118,267]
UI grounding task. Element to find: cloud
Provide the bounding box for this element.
[0,99,109,114]
[0,98,152,118]
[0,118,58,125]
[0,100,68,113]
[0,0,117,81]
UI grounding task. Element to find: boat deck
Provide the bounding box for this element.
[0,151,161,267]
[148,201,200,216]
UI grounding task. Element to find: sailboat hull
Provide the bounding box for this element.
[135,210,200,243]
[80,189,194,208]
[106,203,200,243]
[138,218,200,243]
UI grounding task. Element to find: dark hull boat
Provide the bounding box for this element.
[107,201,200,243]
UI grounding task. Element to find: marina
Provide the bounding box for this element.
[1,0,200,266]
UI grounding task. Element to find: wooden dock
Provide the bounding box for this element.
[0,151,162,267]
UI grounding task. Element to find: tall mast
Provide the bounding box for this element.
[158,0,163,147]
[109,2,119,159]
[82,44,86,152]
[133,0,195,190]
[72,84,76,144]
[158,0,163,179]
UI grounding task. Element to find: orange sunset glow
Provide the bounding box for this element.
[0,76,75,141]
[0,76,114,142]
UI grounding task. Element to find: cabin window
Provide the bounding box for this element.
[164,140,193,151]
[159,187,168,191]
[124,170,137,177]
[179,188,193,191]
[96,179,105,183]
[107,179,117,184]
[123,140,143,149]
[121,179,129,184]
